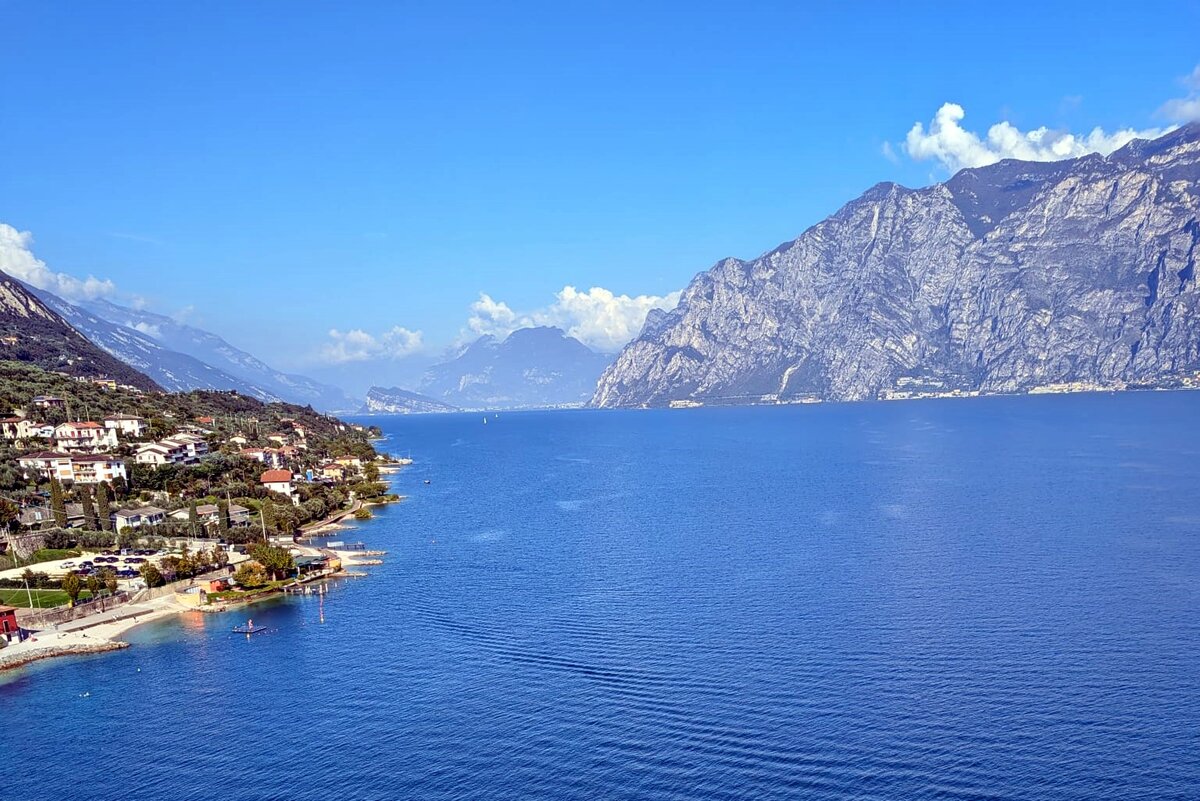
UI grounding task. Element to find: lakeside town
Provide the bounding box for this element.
[0,362,402,671]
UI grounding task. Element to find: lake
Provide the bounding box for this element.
[3,393,1199,800]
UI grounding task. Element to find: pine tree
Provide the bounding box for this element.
[50,478,67,528]
[96,482,113,532]
[80,486,99,530]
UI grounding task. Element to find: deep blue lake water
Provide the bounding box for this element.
[3,394,1199,800]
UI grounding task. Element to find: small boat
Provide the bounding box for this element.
[423,479,431,485]
[232,618,268,635]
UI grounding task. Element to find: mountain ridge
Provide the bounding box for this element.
[78,299,360,412]
[593,123,1200,407]
[421,326,613,410]
[0,270,159,391]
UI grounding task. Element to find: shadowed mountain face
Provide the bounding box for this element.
[77,299,359,412]
[0,271,159,390]
[593,124,1200,407]
[421,326,614,410]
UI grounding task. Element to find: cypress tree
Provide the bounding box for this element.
[80,486,99,530]
[50,478,67,528]
[96,482,113,532]
[218,500,231,537]
[261,499,275,534]
[188,500,199,537]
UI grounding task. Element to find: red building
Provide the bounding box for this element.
[0,605,21,643]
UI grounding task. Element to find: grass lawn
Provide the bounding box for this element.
[0,588,94,609]
[28,548,82,563]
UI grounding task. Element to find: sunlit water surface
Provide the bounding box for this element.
[3,394,1199,800]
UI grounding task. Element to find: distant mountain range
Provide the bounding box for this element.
[594,123,1200,407]
[360,386,459,414]
[0,270,159,391]
[28,287,359,412]
[397,326,613,410]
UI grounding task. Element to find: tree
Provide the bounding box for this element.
[187,500,199,537]
[110,475,128,500]
[364,462,380,482]
[101,568,118,596]
[218,500,231,537]
[248,543,294,580]
[138,562,165,588]
[85,574,101,600]
[61,572,83,605]
[49,478,67,527]
[80,486,98,530]
[261,499,275,533]
[0,497,18,534]
[233,562,268,588]
[96,482,113,532]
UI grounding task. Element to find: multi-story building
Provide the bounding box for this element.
[103,414,148,438]
[53,421,119,453]
[17,451,127,485]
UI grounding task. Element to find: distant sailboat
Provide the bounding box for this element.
[483,416,488,424]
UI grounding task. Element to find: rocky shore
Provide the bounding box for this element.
[0,640,129,672]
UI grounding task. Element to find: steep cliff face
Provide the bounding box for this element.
[593,124,1200,407]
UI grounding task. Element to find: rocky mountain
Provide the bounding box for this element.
[360,386,459,414]
[422,326,613,409]
[79,299,359,412]
[0,270,159,391]
[593,123,1200,407]
[33,288,281,401]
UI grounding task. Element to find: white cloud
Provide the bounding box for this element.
[465,285,682,352]
[319,326,424,364]
[0,223,116,301]
[898,102,1172,173]
[131,321,162,338]
[1158,64,1200,122]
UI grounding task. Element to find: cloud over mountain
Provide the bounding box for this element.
[899,103,1170,173]
[1158,64,1200,123]
[320,325,424,363]
[467,285,681,352]
[0,223,116,301]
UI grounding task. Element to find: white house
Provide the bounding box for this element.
[103,414,148,438]
[168,503,251,528]
[17,451,74,483]
[135,442,180,465]
[0,417,48,440]
[17,452,126,485]
[136,433,210,465]
[113,506,167,530]
[54,421,119,453]
[65,454,127,484]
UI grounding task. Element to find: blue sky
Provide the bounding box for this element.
[2,1,1198,382]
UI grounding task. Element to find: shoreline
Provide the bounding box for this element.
[1,548,386,675]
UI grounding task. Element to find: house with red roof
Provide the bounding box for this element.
[261,469,295,498]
